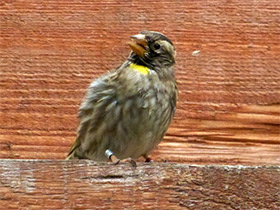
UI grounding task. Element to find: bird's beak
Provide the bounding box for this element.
[127,34,147,57]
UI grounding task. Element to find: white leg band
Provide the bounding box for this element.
[105,149,114,159]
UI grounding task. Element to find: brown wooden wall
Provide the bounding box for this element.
[0,0,279,165]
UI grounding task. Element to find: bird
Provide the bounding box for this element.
[66,31,177,164]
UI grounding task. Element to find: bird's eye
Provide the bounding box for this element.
[153,43,161,50]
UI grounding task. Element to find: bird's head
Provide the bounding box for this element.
[127,31,176,70]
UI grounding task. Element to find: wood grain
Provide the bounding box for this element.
[0,0,279,165]
[0,160,279,209]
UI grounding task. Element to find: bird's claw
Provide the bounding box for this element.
[105,149,137,167]
[114,157,137,168]
[120,158,137,167]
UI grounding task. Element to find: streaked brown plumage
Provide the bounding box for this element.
[67,31,177,161]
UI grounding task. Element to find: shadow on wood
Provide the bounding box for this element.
[0,160,279,209]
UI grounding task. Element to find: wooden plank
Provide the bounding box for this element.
[0,0,279,165]
[0,160,279,209]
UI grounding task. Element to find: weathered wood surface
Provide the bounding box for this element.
[0,160,279,210]
[0,0,280,165]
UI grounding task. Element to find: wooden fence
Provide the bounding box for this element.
[0,0,279,209]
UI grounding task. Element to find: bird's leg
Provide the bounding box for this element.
[105,149,137,167]
[105,149,120,164]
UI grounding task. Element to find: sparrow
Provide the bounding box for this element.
[67,31,177,164]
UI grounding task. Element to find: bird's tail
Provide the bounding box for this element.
[65,153,74,160]
[66,140,81,160]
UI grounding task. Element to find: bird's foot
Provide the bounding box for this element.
[145,157,154,162]
[105,149,137,167]
[118,158,137,167]
[143,155,154,163]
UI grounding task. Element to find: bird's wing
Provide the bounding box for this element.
[67,72,118,159]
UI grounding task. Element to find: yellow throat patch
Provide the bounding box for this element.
[129,63,150,75]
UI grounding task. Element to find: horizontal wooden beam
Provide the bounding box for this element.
[0,0,279,165]
[0,160,279,209]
